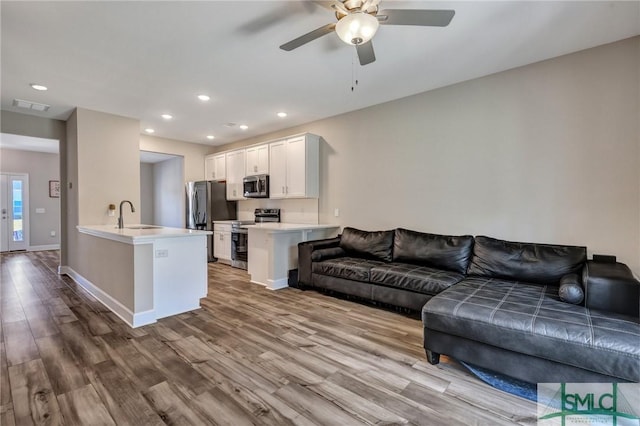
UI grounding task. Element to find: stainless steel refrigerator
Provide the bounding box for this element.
[186,181,237,262]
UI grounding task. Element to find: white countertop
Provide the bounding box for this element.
[77,224,211,245]
[243,223,339,233]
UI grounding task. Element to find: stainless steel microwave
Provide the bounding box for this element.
[243,174,269,198]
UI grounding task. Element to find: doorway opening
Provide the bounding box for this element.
[0,132,60,253]
[140,151,185,228]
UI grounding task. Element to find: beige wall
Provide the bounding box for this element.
[139,134,211,183]
[0,148,60,247]
[74,233,136,311]
[66,108,141,273]
[1,110,66,141]
[214,37,640,274]
[76,108,141,225]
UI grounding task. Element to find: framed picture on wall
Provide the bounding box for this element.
[49,180,60,198]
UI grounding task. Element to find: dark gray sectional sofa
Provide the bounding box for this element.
[297,227,640,384]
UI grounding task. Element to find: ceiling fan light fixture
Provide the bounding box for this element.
[335,12,379,45]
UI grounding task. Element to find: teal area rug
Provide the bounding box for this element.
[459,361,538,402]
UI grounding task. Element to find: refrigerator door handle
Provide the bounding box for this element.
[186,182,197,229]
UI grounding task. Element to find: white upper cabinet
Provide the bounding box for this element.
[269,140,287,198]
[225,149,246,200]
[245,144,269,176]
[269,134,319,199]
[204,153,226,181]
[213,154,226,180]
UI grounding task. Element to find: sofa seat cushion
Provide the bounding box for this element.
[370,263,464,295]
[422,277,640,381]
[312,257,386,282]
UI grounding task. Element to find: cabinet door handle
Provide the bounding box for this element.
[282,186,285,194]
[219,234,223,241]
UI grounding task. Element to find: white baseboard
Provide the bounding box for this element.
[58,265,156,328]
[28,244,60,251]
[266,278,289,291]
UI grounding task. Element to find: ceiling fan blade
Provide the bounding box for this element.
[360,0,380,12]
[377,9,455,27]
[279,23,336,51]
[356,41,376,66]
[331,1,350,15]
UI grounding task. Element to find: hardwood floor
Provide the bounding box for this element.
[1,250,537,425]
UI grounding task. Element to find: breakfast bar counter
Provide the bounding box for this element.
[245,223,339,290]
[74,225,211,327]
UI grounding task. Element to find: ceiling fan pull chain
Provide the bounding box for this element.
[351,53,359,92]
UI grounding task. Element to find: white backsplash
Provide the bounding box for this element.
[238,198,319,224]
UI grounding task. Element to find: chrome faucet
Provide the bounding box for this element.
[118,200,135,229]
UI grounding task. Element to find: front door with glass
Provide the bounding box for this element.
[0,173,29,252]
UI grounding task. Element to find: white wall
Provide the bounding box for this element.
[139,134,211,183]
[139,157,184,227]
[153,157,183,228]
[215,37,640,274]
[140,162,154,225]
[0,148,60,248]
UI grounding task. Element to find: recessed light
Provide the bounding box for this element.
[161,114,173,120]
[206,135,215,140]
[145,128,155,134]
[239,125,249,130]
[277,112,287,118]
[198,95,210,101]
[30,84,48,91]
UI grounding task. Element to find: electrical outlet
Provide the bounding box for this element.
[334,208,340,217]
[155,249,169,258]
[50,231,56,237]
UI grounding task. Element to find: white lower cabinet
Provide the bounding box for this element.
[213,224,232,262]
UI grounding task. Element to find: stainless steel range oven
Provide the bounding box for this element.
[230,208,280,270]
[231,223,248,269]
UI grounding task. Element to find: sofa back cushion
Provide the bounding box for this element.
[393,228,474,274]
[339,227,394,262]
[467,236,587,284]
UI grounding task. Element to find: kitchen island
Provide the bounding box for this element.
[73,225,211,327]
[245,223,339,290]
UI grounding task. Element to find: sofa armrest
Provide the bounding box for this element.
[298,236,342,285]
[583,260,639,318]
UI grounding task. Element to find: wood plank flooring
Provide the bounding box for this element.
[1,250,537,425]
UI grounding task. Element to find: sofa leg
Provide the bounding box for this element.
[425,350,440,365]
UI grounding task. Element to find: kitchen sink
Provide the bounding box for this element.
[125,225,163,230]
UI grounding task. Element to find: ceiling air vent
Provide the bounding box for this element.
[12,98,50,112]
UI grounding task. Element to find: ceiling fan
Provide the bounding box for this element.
[279,0,455,66]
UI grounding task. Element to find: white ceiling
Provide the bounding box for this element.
[1,1,638,147]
